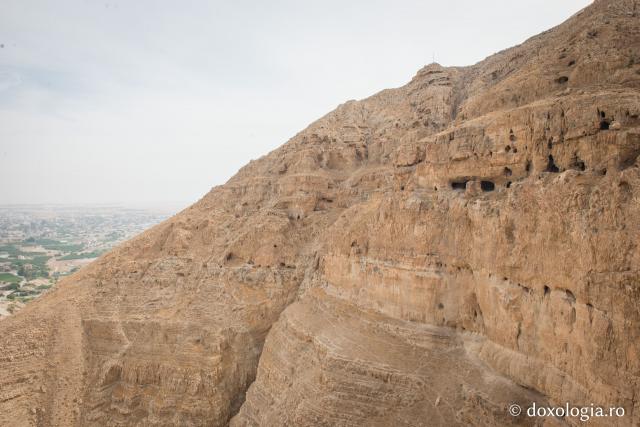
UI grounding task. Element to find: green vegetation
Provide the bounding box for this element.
[0,282,20,291]
[0,273,21,284]
[24,237,55,245]
[1,206,170,313]
[0,244,23,256]
[23,238,84,252]
[13,255,50,280]
[6,288,39,300]
[0,244,46,256]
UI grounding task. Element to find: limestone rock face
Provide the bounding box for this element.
[1,1,639,426]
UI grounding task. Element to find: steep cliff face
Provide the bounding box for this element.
[1,1,639,426]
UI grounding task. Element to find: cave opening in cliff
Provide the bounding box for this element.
[450,180,468,191]
[504,167,512,176]
[480,181,495,191]
[546,155,560,173]
[600,120,610,130]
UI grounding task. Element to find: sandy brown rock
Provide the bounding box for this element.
[1,0,639,426]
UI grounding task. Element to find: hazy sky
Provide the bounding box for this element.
[0,0,591,207]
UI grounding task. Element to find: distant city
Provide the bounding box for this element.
[0,204,182,317]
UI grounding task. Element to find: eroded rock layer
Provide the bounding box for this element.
[1,0,639,426]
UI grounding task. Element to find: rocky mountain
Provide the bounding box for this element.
[1,0,639,425]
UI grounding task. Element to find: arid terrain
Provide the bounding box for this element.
[0,0,639,425]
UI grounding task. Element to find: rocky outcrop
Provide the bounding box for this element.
[1,0,639,426]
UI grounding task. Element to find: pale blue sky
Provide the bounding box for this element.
[0,0,591,206]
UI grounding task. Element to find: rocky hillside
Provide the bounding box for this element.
[1,0,639,425]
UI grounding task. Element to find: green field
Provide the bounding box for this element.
[0,244,24,256]
[0,244,47,258]
[0,273,22,284]
[23,238,84,252]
